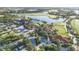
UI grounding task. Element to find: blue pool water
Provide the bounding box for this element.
[30,38,36,45]
[30,37,51,45]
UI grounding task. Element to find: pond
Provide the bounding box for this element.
[28,16,65,23]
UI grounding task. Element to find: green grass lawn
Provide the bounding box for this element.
[71,19,79,37]
[11,12,59,19]
[53,21,68,37]
[11,12,48,16]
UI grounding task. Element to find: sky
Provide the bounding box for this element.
[0,0,79,7]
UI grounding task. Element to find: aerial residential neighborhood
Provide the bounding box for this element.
[0,7,79,51]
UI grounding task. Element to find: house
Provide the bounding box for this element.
[15,26,25,32]
[15,18,25,24]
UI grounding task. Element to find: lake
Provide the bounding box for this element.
[11,13,65,23]
[27,16,65,23]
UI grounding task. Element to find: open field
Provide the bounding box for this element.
[11,12,59,19]
[71,19,79,37]
[53,22,68,37]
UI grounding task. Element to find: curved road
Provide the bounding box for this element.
[64,17,78,50]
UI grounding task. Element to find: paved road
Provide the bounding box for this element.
[64,17,78,50]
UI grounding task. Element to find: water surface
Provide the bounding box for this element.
[28,16,65,23]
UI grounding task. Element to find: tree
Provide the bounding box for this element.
[2,44,15,51]
[68,46,75,51]
[25,42,36,51]
[42,21,47,24]
[53,29,58,35]
[25,17,32,22]
[22,38,30,46]
[38,45,45,51]
[35,36,40,45]
[61,43,71,48]
[29,32,35,37]
[22,37,36,51]
[36,28,47,37]
[44,44,57,51]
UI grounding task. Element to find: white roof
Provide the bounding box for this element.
[15,26,25,30]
